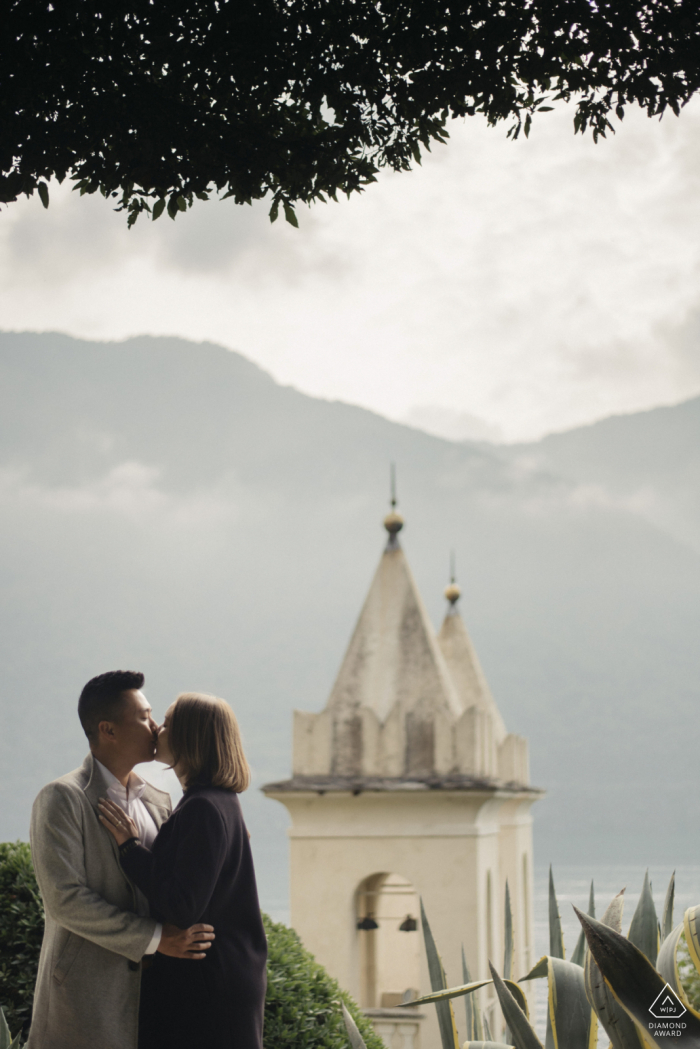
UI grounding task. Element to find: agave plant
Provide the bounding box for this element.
[0,1007,23,1049]
[342,867,700,1049]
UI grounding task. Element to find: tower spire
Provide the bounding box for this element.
[383,462,404,549]
[444,549,461,612]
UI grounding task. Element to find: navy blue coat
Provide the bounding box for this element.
[120,786,267,1049]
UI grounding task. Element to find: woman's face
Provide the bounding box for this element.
[155,703,176,767]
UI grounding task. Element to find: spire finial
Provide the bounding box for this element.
[444,550,461,609]
[383,463,404,548]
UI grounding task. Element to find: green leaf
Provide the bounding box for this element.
[269,198,280,223]
[662,873,675,943]
[548,867,565,959]
[519,956,549,982]
[463,1044,514,1049]
[404,977,528,1014]
[576,906,700,1042]
[463,947,484,1040]
[341,1003,368,1049]
[488,964,543,1049]
[545,956,596,1049]
[404,979,491,1007]
[684,904,700,971]
[519,955,593,1048]
[657,921,698,1014]
[37,182,49,209]
[152,199,166,221]
[571,880,595,967]
[283,202,299,228]
[0,1008,12,1049]
[504,880,514,979]
[581,891,645,1049]
[176,195,187,212]
[628,870,659,965]
[419,899,460,1049]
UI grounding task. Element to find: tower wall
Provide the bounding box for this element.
[264,512,542,1048]
[267,788,539,1049]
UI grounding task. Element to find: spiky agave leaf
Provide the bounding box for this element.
[548,866,565,960]
[571,881,596,967]
[661,873,675,943]
[463,946,485,1040]
[520,954,596,1049]
[628,871,660,966]
[420,898,460,1049]
[576,907,700,1044]
[403,978,530,1017]
[656,920,700,1017]
[463,1043,514,1049]
[582,891,648,1049]
[504,880,514,980]
[488,964,543,1049]
[341,1003,368,1049]
[547,957,596,1049]
[683,905,700,978]
[503,879,515,1046]
[0,1009,21,1049]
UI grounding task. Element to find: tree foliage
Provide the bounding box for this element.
[0,843,44,1037]
[262,914,384,1049]
[4,0,700,225]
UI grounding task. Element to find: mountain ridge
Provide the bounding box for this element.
[1,330,697,913]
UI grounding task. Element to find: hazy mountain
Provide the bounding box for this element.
[1,331,698,915]
[511,399,700,553]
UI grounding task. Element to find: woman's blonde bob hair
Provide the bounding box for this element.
[168,692,251,793]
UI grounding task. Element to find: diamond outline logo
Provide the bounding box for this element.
[649,983,687,1019]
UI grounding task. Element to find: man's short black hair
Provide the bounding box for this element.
[78,670,145,742]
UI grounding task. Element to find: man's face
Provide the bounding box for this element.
[109,690,158,767]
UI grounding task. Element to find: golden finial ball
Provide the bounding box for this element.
[383,511,404,535]
[444,582,461,604]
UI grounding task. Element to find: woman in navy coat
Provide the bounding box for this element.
[99,693,267,1049]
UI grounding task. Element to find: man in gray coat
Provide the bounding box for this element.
[27,670,215,1049]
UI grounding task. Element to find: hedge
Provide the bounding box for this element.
[0,843,44,1036]
[0,842,380,1048]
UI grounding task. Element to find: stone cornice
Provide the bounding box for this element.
[261,773,544,797]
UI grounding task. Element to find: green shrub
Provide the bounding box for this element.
[677,930,700,1012]
[262,914,383,1049]
[0,843,381,1048]
[0,843,44,1037]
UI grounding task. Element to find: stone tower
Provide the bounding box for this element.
[263,504,542,1049]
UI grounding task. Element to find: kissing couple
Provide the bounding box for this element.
[26,671,267,1049]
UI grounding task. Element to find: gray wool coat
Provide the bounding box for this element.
[26,754,171,1049]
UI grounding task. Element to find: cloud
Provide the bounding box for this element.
[0,462,242,528]
[3,101,700,440]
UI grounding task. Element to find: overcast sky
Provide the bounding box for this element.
[2,100,700,442]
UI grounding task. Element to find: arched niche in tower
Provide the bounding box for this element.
[355,871,421,1009]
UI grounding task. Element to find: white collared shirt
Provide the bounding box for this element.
[95,759,162,955]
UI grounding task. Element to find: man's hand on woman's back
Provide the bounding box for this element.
[158,923,215,960]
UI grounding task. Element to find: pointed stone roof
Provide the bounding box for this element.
[437,600,506,744]
[325,540,462,726]
[271,502,533,789]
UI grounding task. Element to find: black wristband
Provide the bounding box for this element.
[119,836,141,856]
